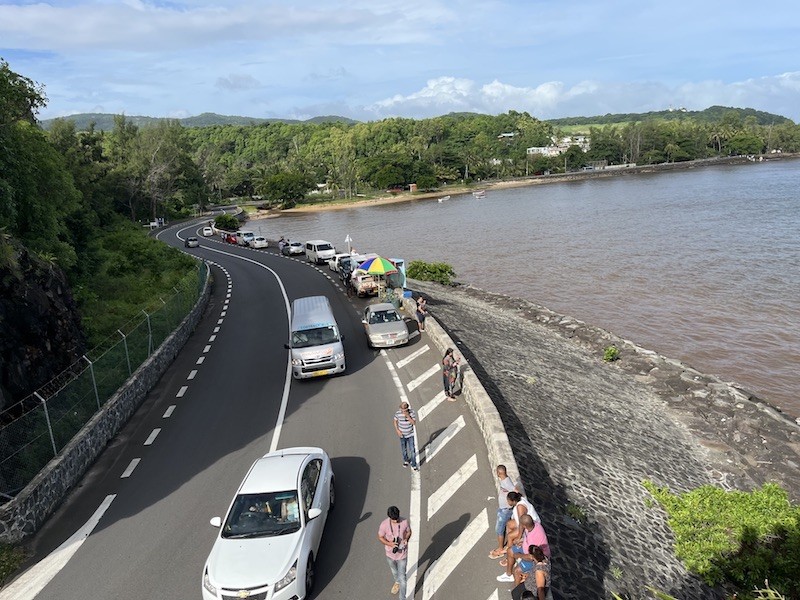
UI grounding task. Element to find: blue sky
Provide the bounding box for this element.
[2,0,799,122]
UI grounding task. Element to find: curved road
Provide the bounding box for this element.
[4,218,505,600]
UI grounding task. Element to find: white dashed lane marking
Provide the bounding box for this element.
[422,509,490,600]
[176,386,188,397]
[162,405,176,418]
[417,391,447,422]
[187,370,197,380]
[424,415,465,463]
[120,458,140,478]
[217,319,224,325]
[143,428,161,446]
[396,344,430,369]
[203,345,212,353]
[213,327,220,333]
[209,334,216,342]
[407,364,439,392]
[196,356,205,365]
[427,454,478,520]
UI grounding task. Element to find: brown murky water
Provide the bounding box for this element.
[255,160,800,417]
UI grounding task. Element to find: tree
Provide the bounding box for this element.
[0,58,46,126]
[261,172,313,207]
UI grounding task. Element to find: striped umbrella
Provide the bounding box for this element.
[357,256,398,275]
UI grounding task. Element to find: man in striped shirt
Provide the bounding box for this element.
[394,402,419,471]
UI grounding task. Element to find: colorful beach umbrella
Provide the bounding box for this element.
[357,256,398,275]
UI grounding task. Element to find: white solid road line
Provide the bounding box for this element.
[381,350,409,404]
[162,405,176,418]
[0,495,117,600]
[417,391,447,422]
[427,455,478,520]
[396,344,430,369]
[407,364,439,392]
[422,509,490,600]
[120,458,140,478]
[424,415,466,463]
[143,428,161,446]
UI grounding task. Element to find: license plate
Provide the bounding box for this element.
[311,369,332,377]
[387,339,396,345]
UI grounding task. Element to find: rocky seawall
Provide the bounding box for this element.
[408,279,800,600]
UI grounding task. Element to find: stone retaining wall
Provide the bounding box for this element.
[0,268,211,543]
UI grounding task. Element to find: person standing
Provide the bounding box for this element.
[394,402,419,471]
[415,297,428,332]
[490,465,519,558]
[442,348,459,400]
[378,505,412,596]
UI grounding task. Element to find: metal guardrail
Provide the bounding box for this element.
[0,262,208,500]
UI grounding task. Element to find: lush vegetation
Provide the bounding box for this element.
[643,481,800,597]
[1,59,197,350]
[0,543,24,586]
[406,261,457,285]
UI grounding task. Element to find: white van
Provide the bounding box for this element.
[305,240,336,264]
[235,231,255,246]
[285,296,346,379]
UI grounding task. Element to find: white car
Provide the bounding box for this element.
[327,253,353,272]
[202,447,334,600]
[202,226,214,237]
[250,236,268,249]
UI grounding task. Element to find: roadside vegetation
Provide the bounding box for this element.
[407,261,457,286]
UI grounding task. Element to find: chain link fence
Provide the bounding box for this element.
[0,262,208,500]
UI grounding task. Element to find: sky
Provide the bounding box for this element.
[2,0,799,123]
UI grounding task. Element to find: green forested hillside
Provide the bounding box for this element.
[548,105,792,127]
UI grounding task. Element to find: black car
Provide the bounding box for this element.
[184,237,199,248]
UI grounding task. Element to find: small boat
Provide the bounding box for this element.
[472,190,486,199]
[437,195,450,203]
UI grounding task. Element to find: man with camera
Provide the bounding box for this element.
[377,505,412,596]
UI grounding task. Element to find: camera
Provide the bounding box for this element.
[392,537,402,554]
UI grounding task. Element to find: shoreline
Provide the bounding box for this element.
[242,153,800,219]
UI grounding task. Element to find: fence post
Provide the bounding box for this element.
[118,329,132,376]
[83,355,101,410]
[143,309,152,356]
[34,392,58,457]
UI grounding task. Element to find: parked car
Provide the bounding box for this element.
[282,241,305,256]
[202,447,334,600]
[328,253,353,272]
[185,237,199,248]
[250,236,268,249]
[305,240,336,264]
[235,231,255,246]
[351,270,378,297]
[202,226,214,237]
[362,303,409,348]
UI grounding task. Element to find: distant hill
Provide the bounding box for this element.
[40,112,359,131]
[547,105,793,127]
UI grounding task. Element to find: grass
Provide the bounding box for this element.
[0,544,25,587]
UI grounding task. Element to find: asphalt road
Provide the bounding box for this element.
[6,219,513,600]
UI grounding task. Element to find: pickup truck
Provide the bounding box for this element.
[351,270,378,297]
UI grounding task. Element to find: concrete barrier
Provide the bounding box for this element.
[402,292,525,494]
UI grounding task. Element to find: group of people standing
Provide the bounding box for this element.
[491,465,553,599]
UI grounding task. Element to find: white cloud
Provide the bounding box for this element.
[216,74,260,91]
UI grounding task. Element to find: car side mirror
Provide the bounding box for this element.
[361,319,367,325]
[210,516,222,528]
[284,343,290,349]
[308,508,322,520]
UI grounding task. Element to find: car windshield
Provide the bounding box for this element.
[291,325,339,348]
[369,310,400,324]
[291,243,303,248]
[317,244,333,251]
[222,491,301,539]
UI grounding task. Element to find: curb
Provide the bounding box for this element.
[401,293,524,494]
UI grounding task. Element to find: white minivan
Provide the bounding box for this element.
[285,296,346,379]
[305,240,336,264]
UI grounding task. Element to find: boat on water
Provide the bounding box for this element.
[472,190,486,198]
[437,195,450,203]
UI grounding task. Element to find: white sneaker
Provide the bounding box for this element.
[496,573,514,582]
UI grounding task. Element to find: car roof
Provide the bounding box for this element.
[240,447,324,494]
[289,241,303,246]
[306,239,331,244]
[366,303,396,313]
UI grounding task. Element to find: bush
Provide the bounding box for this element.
[0,544,24,586]
[643,481,800,597]
[214,214,239,231]
[603,345,620,362]
[406,260,456,285]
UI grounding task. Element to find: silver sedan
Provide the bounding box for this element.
[362,303,410,348]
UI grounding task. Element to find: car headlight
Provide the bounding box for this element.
[369,334,383,342]
[274,560,297,592]
[333,352,345,361]
[203,567,217,596]
[291,358,303,366]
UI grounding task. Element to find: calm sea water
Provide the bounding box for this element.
[254,160,800,417]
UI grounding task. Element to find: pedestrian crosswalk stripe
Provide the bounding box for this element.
[417,391,447,422]
[396,344,430,369]
[424,415,465,463]
[421,509,490,600]
[408,364,439,392]
[428,454,478,520]
[487,589,500,600]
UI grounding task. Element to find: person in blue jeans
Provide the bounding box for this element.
[378,506,412,596]
[394,402,418,471]
[490,464,519,558]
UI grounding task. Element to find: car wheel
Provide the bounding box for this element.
[329,477,335,510]
[305,555,315,597]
